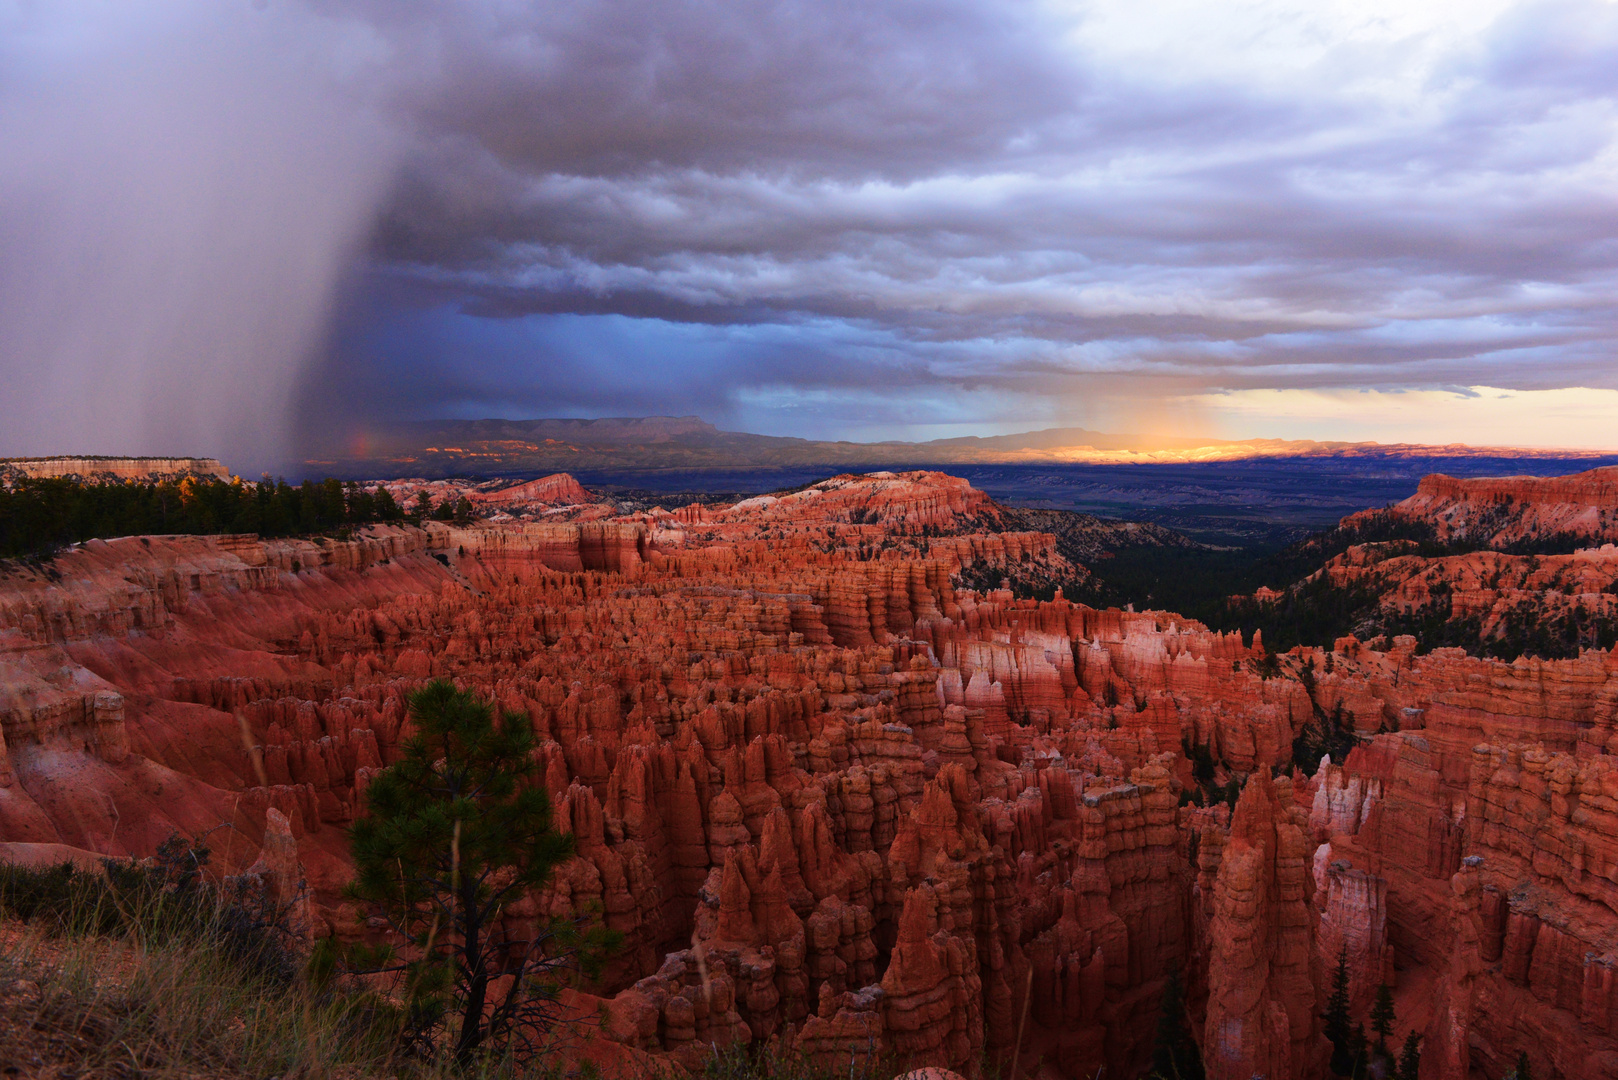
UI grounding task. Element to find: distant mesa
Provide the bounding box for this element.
[470,471,593,508]
[1229,462,1618,658]
[312,416,1617,478]
[0,455,231,484]
[1346,463,1618,547]
[373,472,601,521]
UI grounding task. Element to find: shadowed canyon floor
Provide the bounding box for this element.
[4,470,1618,1078]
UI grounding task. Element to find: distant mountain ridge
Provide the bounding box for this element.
[383,416,719,445]
[310,416,1616,479]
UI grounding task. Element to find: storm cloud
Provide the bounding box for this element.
[5,0,1618,465]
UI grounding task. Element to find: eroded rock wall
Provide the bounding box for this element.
[3,470,1618,1077]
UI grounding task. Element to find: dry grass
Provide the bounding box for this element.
[0,858,916,1080]
[0,928,913,1080]
[0,853,403,1080]
[0,920,397,1080]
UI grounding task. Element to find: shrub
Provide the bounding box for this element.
[0,833,301,982]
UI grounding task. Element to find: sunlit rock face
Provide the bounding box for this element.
[1237,464,1618,661]
[1354,466,1618,548]
[0,457,231,483]
[3,468,1618,1078]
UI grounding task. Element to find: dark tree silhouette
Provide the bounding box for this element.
[374,487,403,521]
[1395,1031,1422,1080]
[0,474,415,558]
[1323,946,1354,1075]
[1349,1022,1369,1080]
[1150,972,1206,1080]
[1370,981,1396,1056]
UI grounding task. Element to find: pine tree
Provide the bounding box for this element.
[1192,742,1216,785]
[341,680,618,1064]
[1349,1022,1369,1080]
[1323,945,1354,1075]
[1370,981,1396,1055]
[374,487,403,521]
[1508,1050,1533,1080]
[1395,1031,1422,1080]
[1150,972,1206,1080]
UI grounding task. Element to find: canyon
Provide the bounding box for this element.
[1236,467,1618,659]
[3,469,1618,1078]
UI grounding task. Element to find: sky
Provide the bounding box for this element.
[3,0,1618,469]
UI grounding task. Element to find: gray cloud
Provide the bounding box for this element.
[0,1,397,468]
[349,0,1618,405]
[6,0,1618,465]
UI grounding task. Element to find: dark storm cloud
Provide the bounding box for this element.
[6,0,1618,463]
[0,1,397,468]
[364,0,1080,179]
[323,0,1618,430]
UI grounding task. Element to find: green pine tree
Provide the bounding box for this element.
[1508,1050,1533,1080]
[1150,972,1206,1080]
[374,487,403,521]
[1323,945,1354,1075]
[1395,1030,1422,1080]
[339,680,618,1065]
[1370,981,1396,1055]
[1192,742,1216,785]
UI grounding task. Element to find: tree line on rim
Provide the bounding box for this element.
[0,475,478,559]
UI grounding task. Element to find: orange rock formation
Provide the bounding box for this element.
[1348,465,1618,546]
[2,468,1617,1078]
[0,456,231,483]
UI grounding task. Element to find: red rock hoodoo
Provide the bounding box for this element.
[3,468,1617,1078]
